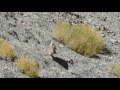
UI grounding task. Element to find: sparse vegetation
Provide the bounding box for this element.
[109,64,120,77]
[0,37,16,60]
[14,56,39,78]
[51,21,104,57]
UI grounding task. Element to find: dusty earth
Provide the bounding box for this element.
[0,12,120,78]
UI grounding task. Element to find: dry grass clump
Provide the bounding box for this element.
[14,56,39,78]
[109,64,120,77]
[51,21,104,57]
[0,37,39,78]
[0,37,16,60]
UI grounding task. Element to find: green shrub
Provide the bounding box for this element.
[14,56,39,78]
[51,21,104,57]
[0,37,16,60]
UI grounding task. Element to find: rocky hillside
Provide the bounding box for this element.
[0,12,120,78]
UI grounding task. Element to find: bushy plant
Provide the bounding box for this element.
[14,56,39,78]
[0,37,16,60]
[109,64,120,77]
[51,21,104,57]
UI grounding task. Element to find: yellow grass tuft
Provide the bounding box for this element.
[0,37,16,60]
[109,64,120,77]
[51,21,104,57]
[14,56,39,78]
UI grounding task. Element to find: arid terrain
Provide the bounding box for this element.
[0,12,120,78]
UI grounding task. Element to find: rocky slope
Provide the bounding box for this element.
[0,12,120,78]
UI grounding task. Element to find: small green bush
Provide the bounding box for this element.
[51,21,104,57]
[0,37,16,60]
[14,56,39,78]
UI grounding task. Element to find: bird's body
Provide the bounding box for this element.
[48,41,56,56]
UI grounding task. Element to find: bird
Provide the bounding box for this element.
[47,41,56,56]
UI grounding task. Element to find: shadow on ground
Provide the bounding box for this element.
[52,56,68,70]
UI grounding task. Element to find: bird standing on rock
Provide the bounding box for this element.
[48,41,56,56]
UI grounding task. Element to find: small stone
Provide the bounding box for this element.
[101,33,106,37]
[110,39,118,43]
[59,43,64,48]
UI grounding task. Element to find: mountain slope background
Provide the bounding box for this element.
[0,12,120,78]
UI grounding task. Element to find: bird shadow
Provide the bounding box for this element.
[51,56,68,70]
